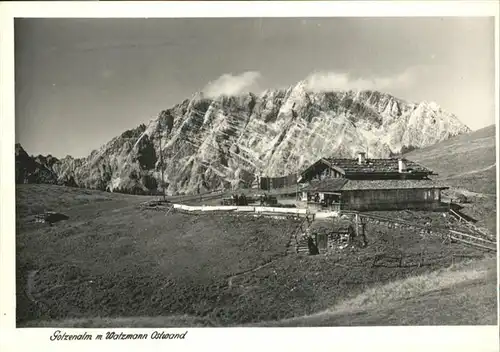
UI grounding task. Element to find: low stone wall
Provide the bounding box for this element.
[357,214,444,237]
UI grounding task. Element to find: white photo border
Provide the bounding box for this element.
[1,2,498,352]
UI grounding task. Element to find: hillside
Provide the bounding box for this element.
[16,184,300,326]
[405,125,496,195]
[405,125,497,234]
[17,184,491,327]
[259,256,497,326]
[16,85,469,195]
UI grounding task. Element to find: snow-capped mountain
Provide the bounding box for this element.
[16,84,470,194]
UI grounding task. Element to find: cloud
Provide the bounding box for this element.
[202,71,261,98]
[303,68,419,93]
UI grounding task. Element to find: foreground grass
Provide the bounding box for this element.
[17,184,495,327]
[259,256,497,326]
[24,256,497,328]
[16,184,299,326]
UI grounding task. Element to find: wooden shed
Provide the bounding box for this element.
[308,219,355,253]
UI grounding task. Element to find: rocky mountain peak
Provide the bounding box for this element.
[16,84,471,195]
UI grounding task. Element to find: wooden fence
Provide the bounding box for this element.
[342,210,496,252]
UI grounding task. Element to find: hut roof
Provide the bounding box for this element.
[322,157,434,175]
[302,178,448,193]
[300,157,435,178]
[340,179,449,191]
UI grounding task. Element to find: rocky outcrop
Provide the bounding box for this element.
[16,83,470,194]
[15,144,59,185]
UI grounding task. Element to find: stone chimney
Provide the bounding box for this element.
[358,152,366,165]
[398,158,407,173]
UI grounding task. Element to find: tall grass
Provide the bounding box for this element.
[264,256,496,326]
[326,257,494,314]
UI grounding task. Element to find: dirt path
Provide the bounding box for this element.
[448,188,493,198]
[446,163,496,179]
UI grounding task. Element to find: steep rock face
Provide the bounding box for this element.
[15,144,59,185]
[16,85,470,194]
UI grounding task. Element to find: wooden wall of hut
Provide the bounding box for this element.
[341,188,443,211]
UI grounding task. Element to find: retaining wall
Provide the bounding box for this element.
[315,212,339,219]
[353,213,443,236]
[172,203,339,218]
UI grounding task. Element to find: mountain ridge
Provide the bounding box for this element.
[15,86,471,195]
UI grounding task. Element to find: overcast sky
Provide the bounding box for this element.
[15,17,495,158]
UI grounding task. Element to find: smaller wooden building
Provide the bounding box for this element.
[308,219,355,253]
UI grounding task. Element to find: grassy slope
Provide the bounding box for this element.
[406,125,497,234]
[17,184,490,327]
[261,256,497,326]
[405,125,496,191]
[16,184,299,326]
